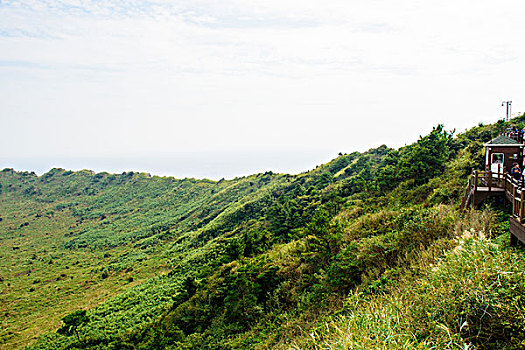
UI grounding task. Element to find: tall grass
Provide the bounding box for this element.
[282,210,525,350]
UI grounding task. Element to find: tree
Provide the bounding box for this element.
[57,310,89,343]
[397,124,453,184]
[304,209,343,266]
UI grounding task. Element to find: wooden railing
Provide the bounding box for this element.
[507,173,525,223]
[470,169,506,190]
[462,169,525,224]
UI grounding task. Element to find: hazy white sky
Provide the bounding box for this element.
[1,1,524,178]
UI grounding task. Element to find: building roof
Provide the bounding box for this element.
[484,135,524,147]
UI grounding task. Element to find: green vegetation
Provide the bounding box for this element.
[1,116,525,349]
[57,310,90,343]
[287,222,525,350]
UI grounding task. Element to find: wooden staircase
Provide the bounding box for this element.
[461,169,525,245]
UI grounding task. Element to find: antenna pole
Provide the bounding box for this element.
[502,101,512,122]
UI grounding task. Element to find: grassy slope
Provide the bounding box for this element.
[0,170,290,348]
[2,116,525,349]
[1,153,361,349]
[283,213,525,350]
[266,119,525,349]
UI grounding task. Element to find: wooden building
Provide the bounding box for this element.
[484,135,524,173]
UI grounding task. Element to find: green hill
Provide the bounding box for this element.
[1,116,525,349]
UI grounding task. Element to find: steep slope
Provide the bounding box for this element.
[0,170,285,348]
[2,115,525,349]
[283,216,525,350]
[1,148,384,349]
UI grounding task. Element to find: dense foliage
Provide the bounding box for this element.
[1,115,525,349]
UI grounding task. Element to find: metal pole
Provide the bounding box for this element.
[502,101,512,122]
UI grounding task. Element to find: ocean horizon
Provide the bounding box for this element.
[0,150,338,181]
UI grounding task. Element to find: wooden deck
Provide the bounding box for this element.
[461,169,525,245]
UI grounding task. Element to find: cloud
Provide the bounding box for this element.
[3,1,520,77]
[1,0,524,168]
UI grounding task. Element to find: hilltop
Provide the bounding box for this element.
[1,116,525,349]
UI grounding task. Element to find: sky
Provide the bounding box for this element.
[1,0,524,179]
